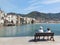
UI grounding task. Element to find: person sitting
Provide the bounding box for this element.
[38,26,44,33]
[46,28,51,33]
[38,26,44,39]
[46,28,51,40]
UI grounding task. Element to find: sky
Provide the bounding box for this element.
[0,0,60,14]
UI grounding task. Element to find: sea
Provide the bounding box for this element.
[0,23,60,37]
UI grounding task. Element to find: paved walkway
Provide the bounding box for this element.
[0,36,60,45]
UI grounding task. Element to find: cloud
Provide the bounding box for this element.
[23,6,41,11]
[28,0,60,6]
[41,0,60,4]
[20,5,41,14]
[20,0,60,14]
[28,0,38,3]
[0,0,60,14]
[19,0,42,14]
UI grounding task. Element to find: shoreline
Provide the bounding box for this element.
[0,35,60,37]
[35,23,60,24]
[0,23,60,27]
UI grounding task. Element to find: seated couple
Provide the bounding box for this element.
[38,26,51,33]
[38,26,52,40]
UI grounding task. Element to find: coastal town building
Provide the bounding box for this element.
[16,15,24,25]
[4,14,17,26]
[0,9,37,26]
[23,17,36,24]
[0,9,6,26]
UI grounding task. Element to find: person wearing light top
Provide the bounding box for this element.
[46,28,51,40]
[46,28,51,33]
[38,26,44,39]
[38,26,44,33]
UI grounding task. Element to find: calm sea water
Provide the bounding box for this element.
[0,24,60,37]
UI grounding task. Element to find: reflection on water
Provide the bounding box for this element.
[0,24,60,37]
